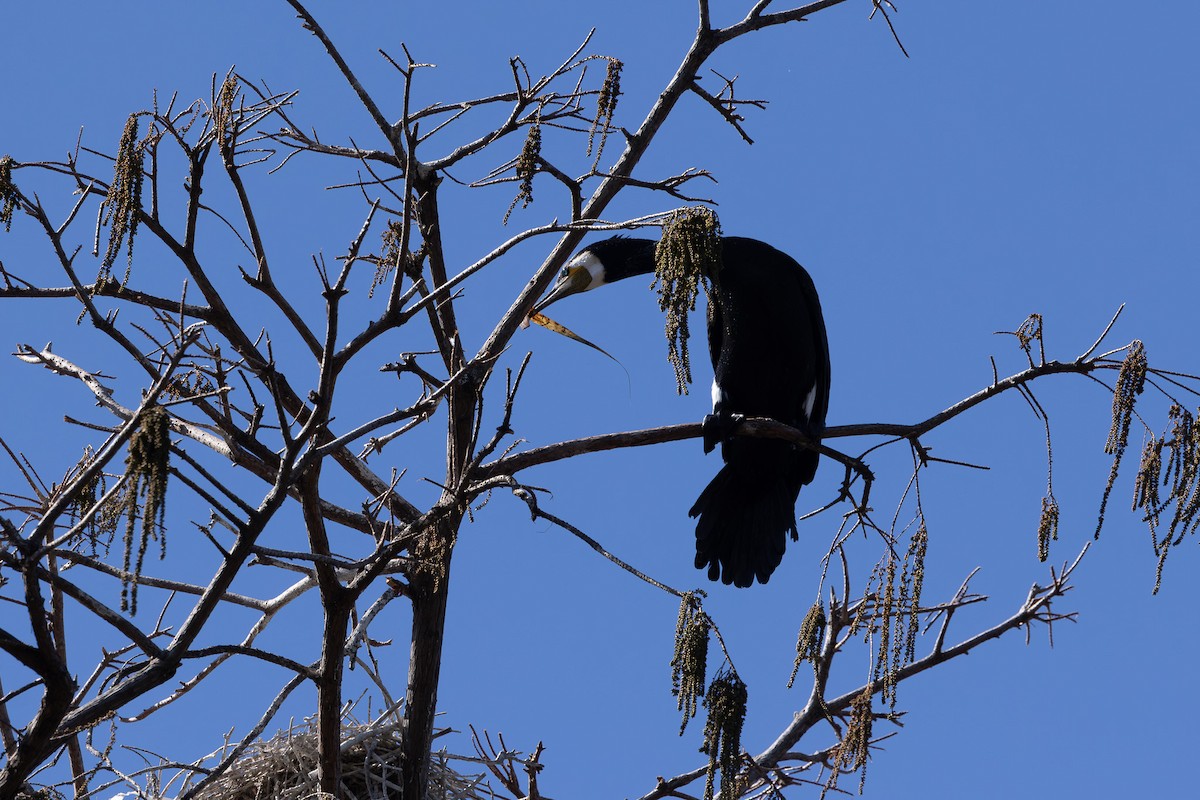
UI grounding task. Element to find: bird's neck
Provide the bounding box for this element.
[601,237,658,279]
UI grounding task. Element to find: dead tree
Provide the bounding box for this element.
[1,2,1196,799]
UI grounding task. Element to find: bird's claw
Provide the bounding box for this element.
[702,411,745,453]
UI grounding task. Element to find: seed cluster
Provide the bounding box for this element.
[670,591,709,734]
[212,73,240,154]
[587,57,623,164]
[1135,404,1200,591]
[830,685,875,795]
[120,405,171,615]
[699,669,747,800]
[0,155,17,231]
[1095,341,1148,538]
[99,114,145,285]
[504,115,542,224]
[787,599,827,689]
[1037,495,1060,562]
[653,207,722,394]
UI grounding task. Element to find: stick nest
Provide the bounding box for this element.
[193,717,483,800]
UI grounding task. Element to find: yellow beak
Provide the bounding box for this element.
[533,265,593,314]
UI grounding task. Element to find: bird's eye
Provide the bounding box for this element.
[559,266,571,280]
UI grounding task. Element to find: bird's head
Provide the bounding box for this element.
[533,236,657,314]
[532,247,609,314]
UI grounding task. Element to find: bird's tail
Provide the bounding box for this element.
[689,458,802,588]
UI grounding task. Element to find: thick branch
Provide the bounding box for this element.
[479,358,1101,477]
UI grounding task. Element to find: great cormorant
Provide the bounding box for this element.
[534,236,830,587]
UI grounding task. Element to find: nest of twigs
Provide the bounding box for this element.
[193,716,486,800]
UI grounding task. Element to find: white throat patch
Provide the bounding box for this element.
[568,250,607,291]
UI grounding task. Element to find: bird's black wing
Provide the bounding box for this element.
[795,264,831,438]
[705,291,724,406]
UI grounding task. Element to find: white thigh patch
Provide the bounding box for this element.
[711,379,725,412]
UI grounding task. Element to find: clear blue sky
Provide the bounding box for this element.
[2,2,1198,798]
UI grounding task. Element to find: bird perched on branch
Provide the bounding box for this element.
[533,232,831,587]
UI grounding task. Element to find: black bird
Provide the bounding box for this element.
[534,236,831,587]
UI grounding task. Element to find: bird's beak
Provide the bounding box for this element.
[532,265,592,314]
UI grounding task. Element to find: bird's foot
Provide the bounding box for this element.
[796,418,822,445]
[702,411,744,453]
